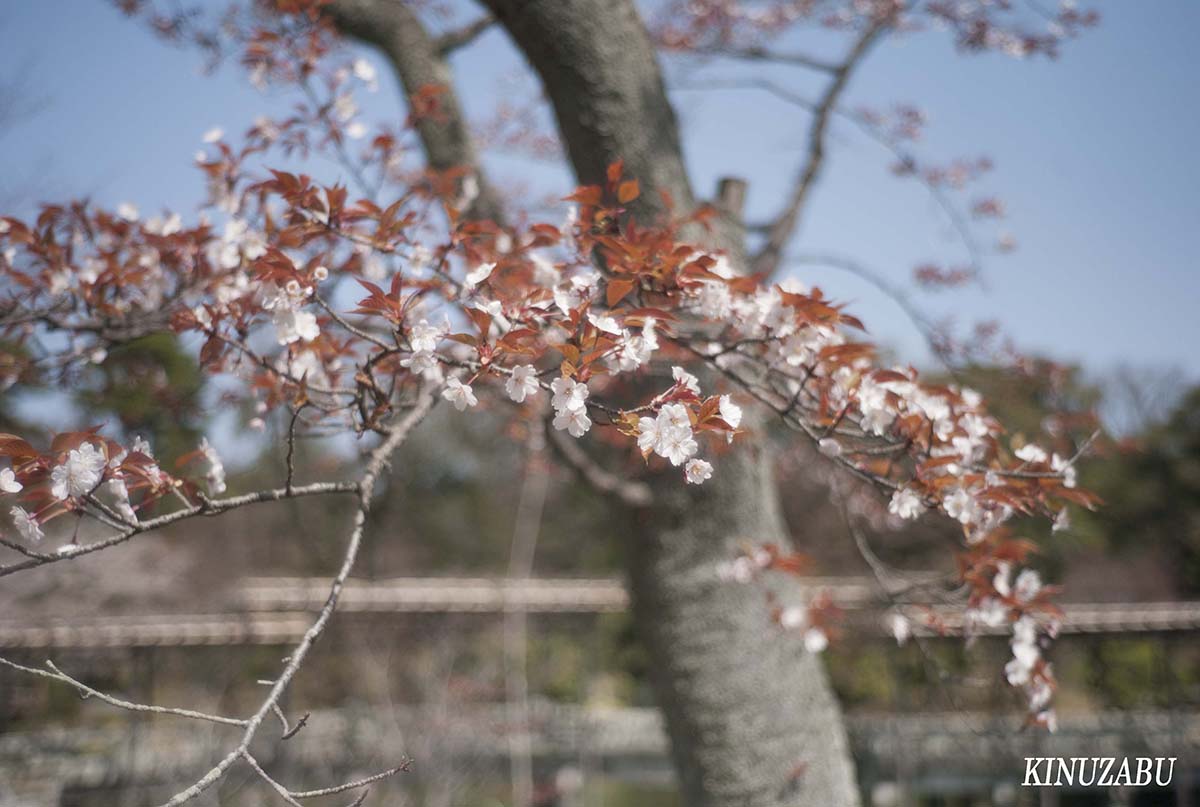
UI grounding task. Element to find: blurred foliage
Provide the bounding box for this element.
[75,333,203,462]
[1077,386,1200,594]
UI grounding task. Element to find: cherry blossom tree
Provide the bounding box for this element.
[0,1,1100,805]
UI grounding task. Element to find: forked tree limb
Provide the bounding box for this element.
[750,18,891,277]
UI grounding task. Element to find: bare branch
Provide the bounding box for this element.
[157,389,435,806]
[434,14,494,55]
[680,76,986,278]
[694,43,839,73]
[546,420,653,507]
[327,0,506,223]
[0,481,360,578]
[751,18,891,276]
[289,761,413,798]
[0,656,247,727]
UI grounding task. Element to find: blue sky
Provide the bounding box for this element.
[2,1,1197,385]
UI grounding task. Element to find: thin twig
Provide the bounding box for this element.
[157,389,435,806]
[0,657,246,727]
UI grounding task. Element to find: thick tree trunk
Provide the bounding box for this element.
[481,2,861,804]
[632,447,861,806]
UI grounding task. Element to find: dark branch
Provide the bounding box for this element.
[698,43,839,73]
[751,19,890,277]
[434,14,494,54]
[546,420,653,507]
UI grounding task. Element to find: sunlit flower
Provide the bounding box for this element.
[464,261,495,289]
[659,423,698,466]
[50,442,106,500]
[0,468,21,494]
[550,377,589,414]
[803,627,829,653]
[198,438,226,495]
[106,477,137,523]
[352,58,378,91]
[888,488,925,520]
[779,605,805,630]
[10,505,43,543]
[442,377,478,411]
[684,458,712,485]
[719,395,742,431]
[1015,443,1048,463]
[505,365,540,403]
[552,406,591,438]
[943,487,980,525]
[671,366,700,395]
[586,311,622,335]
[1052,507,1071,533]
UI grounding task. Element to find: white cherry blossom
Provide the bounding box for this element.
[0,468,21,493]
[684,458,713,485]
[1015,443,1048,463]
[671,366,700,395]
[803,628,829,653]
[550,377,589,414]
[553,406,592,438]
[442,377,478,411]
[10,505,43,543]
[719,395,742,430]
[198,438,226,494]
[464,261,495,289]
[888,488,926,520]
[505,365,540,403]
[50,442,107,500]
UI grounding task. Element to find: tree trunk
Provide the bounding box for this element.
[481,1,861,804]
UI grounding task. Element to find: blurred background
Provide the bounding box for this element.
[1,2,1199,806]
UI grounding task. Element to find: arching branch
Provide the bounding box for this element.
[751,18,891,276]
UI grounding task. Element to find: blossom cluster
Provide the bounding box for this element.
[0,3,1092,732]
[0,430,225,548]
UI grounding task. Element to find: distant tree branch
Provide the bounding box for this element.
[434,14,494,55]
[751,18,891,277]
[695,43,839,73]
[546,420,653,507]
[680,75,986,281]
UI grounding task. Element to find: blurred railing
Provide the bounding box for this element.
[1,705,1197,801]
[3,577,1200,649]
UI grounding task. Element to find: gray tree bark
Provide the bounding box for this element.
[333,0,862,803]
[479,3,860,804]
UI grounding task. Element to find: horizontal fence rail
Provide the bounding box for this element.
[2,577,1200,649]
